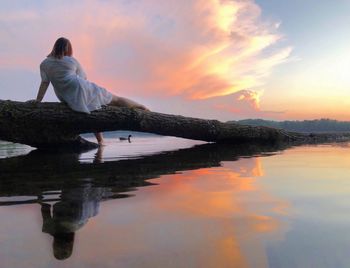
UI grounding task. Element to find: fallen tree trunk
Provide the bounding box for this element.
[0,99,334,150]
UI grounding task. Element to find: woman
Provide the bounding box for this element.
[32,37,148,145]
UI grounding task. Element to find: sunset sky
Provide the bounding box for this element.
[1,0,350,121]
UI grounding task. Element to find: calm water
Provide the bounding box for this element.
[1,133,350,268]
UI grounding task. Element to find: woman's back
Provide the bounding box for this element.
[40,56,86,86]
[39,56,113,113]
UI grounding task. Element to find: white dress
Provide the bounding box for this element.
[40,56,113,113]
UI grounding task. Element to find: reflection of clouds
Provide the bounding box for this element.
[223,157,264,177]
[154,158,283,219]
[136,156,290,266]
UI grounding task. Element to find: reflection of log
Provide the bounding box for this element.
[0,142,289,204]
[0,100,298,149]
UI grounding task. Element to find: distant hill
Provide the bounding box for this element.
[231,119,350,133]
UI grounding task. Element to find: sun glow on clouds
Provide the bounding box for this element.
[0,0,290,119]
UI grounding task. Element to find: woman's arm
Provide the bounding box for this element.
[35,81,50,102]
[28,61,51,103]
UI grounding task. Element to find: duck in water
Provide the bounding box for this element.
[119,135,132,142]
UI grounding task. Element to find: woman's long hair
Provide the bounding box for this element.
[48,37,73,59]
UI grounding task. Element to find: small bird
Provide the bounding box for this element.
[119,134,132,142]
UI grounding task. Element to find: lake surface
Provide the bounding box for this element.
[1,132,350,268]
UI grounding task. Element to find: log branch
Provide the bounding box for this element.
[0,100,342,149]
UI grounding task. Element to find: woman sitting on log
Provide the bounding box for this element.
[31,37,148,145]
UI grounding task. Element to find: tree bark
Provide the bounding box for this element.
[0,100,341,149]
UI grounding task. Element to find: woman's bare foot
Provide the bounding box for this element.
[93,145,105,164]
[98,141,106,146]
[135,104,150,111]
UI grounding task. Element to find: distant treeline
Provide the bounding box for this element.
[232,119,350,133]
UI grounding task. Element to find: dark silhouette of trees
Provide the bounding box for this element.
[233,119,350,133]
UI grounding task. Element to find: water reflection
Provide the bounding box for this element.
[146,158,289,267]
[0,142,287,205]
[40,184,106,260]
[2,142,350,267]
[0,140,34,159]
[0,142,289,265]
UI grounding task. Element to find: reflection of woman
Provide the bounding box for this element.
[40,185,106,260]
[32,37,148,145]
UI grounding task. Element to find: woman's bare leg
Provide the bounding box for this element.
[109,95,149,111]
[94,132,105,145]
